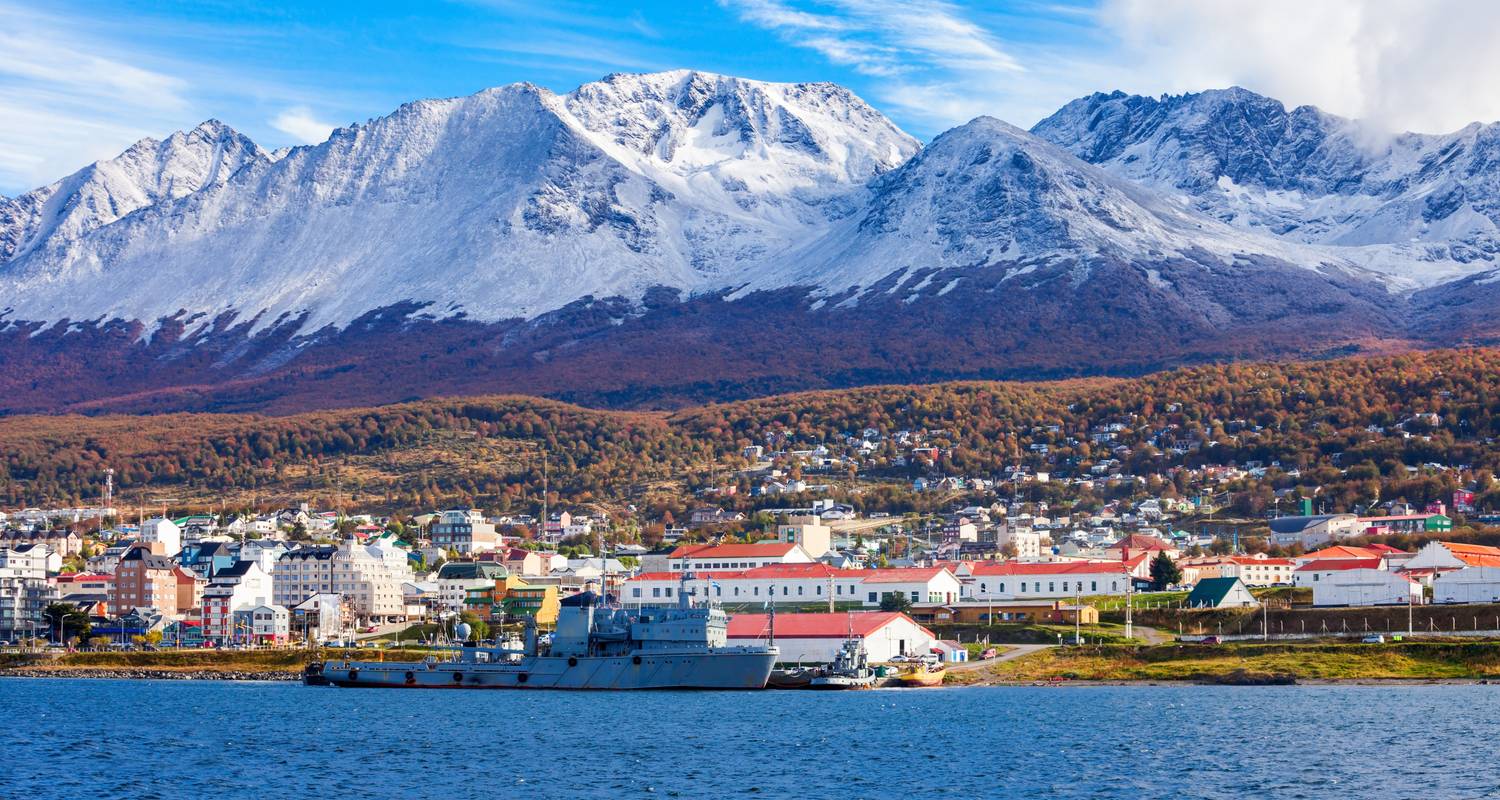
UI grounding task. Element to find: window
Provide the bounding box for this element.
[910,591,919,602]
[980,582,987,593]
[665,587,673,597]
[632,588,643,598]
[868,592,877,603]
[999,583,1005,593]
[1048,582,1055,593]
[797,586,804,596]
[1021,582,1027,592]
[1091,581,1097,592]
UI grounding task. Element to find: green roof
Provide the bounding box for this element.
[1185,577,1254,608]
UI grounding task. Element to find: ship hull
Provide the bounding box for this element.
[312,648,777,690]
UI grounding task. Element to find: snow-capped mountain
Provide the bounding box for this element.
[0,120,270,262]
[1,71,916,333]
[1031,88,1500,287]
[0,72,1494,414]
[774,115,1357,296]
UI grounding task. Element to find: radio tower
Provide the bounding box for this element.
[103,468,115,520]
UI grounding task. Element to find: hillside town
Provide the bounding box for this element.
[6,470,1500,657]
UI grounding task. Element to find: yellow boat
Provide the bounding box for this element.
[896,663,946,687]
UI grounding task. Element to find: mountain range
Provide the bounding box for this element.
[1,71,1497,414]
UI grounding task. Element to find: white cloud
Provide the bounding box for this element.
[270,107,338,144]
[728,0,1500,137]
[0,4,192,191]
[1099,0,1500,133]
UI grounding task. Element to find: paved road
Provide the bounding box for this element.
[948,644,1052,672]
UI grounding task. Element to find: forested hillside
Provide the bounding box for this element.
[4,348,1499,519]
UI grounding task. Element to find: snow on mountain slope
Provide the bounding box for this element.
[0,72,915,333]
[1031,88,1500,286]
[0,120,270,262]
[768,116,1355,296]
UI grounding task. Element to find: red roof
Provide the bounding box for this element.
[1439,542,1500,567]
[725,612,930,639]
[1364,544,1409,555]
[1300,545,1381,561]
[1111,534,1174,551]
[668,542,799,560]
[1226,556,1294,566]
[627,564,952,583]
[1294,558,1383,572]
[969,561,1130,576]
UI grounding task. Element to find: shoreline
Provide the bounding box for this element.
[1,668,1494,687]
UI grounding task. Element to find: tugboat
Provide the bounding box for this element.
[305,574,777,690]
[808,638,877,690]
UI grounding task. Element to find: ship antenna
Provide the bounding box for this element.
[768,583,776,647]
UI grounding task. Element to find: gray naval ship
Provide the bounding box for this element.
[305,577,778,690]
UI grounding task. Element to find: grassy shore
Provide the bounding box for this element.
[952,640,1500,685]
[0,647,437,676]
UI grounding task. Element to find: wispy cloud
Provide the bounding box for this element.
[721,0,1067,134]
[270,107,338,144]
[0,3,193,191]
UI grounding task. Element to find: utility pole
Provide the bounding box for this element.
[1124,575,1134,641]
[1262,593,1269,641]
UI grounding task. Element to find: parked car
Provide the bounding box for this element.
[980,648,999,660]
[1361,634,1385,644]
[1200,636,1222,645]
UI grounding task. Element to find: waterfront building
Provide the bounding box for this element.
[201,561,275,643]
[109,545,181,616]
[626,564,961,608]
[234,604,290,644]
[434,561,509,613]
[725,611,936,663]
[273,540,411,623]
[0,546,58,642]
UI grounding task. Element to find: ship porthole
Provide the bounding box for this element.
[404,671,415,685]
[453,672,463,683]
[633,655,642,665]
[567,657,579,667]
[347,669,358,681]
[517,673,528,684]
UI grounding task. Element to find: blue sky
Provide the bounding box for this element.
[3,0,1496,195]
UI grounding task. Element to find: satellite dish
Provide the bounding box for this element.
[455,622,472,641]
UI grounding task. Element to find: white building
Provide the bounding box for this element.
[1310,568,1423,607]
[141,517,183,557]
[0,547,57,642]
[995,527,1044,560]
[776,516,832,559]
[234,603,291,643]
[1433,566,1500,605]
[201,561,275,643]
[429,509,500,555]
[726,611,937,664]
[625,564,961,608]
[273,539,413,623]
[965,562,1131,599]
[433,562,508,613]
[667,542,815,572]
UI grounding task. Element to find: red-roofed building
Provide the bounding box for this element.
[667,542,814,573]
[1295,545,1383,566]
[1179,554,1296,587]
[1110,534,1179,561]
[1292,557,1385,589]
[726,611,937,663]
[624,564,961,607]
[965,561,1132,599]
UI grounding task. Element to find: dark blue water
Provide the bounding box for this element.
[2,679,1495,799]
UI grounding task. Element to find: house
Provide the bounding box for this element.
[1109,534,1179,561]
[1182,554,1296,586]
[688,507,746,528]
[1185,577,1258,609]
[1267,514,1363,548]
[503,549,546,577]
[725,611,937,663]
[233,604,290,644]
[1433,566,1500,604]
[180,541,239,580]
[667,542,814,572]
[1310,568,1423,607]
[1357,513,1453,535]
